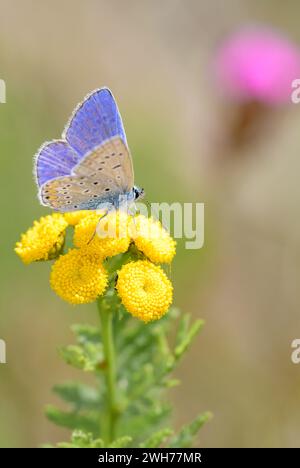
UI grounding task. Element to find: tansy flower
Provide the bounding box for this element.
[50,248,108,304]
[64,210,90,226]
[74,211,130,258]
[116,260,173,322]
[15,214,67,264]
[130,215,176,264]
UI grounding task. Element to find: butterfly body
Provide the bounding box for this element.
[34,88,144,212]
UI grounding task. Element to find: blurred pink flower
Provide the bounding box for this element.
[214,26,300,104]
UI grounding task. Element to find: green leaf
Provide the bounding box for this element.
[45,405,99,435]
[71,430,104,448]
[56,430,105,448]
[59,343,103,372]
[118,400,171,443]
[108,436,132,448]
[72,324,101,345]
[58,345,87,370]
[174,319,205,360]
[46,309,208,448]
[139,428,174,448]
[176,313,191,347]
[168,412,212,448]
[53,381,101,410]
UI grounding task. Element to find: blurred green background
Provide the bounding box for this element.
[1,0,300,447]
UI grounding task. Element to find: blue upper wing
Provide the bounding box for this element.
[63,88,128,158]
[35,88,127,187]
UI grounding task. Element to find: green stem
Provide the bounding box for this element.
[97,296,117,444]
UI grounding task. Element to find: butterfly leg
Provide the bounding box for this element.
[127,202,139,237]
[87,210,110,244]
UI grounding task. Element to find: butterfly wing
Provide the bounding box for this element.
[39,137,134,211]
[35,87,135,212]
[34,140,79,186]
[63,88,128,157]
[35,87,130,187]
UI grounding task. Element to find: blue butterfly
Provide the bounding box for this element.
[34,88,144,212]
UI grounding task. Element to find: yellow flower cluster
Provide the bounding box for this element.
[116,261,173,322]
[15,210,176,321]
[130,215,176,264]
[73,211,131,258]
[50,248,107,305]
[15,214,67,264]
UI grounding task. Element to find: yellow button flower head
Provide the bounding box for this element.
[116,260,173,322]
[64,210,90,226]
[74,211,131,258]
[15,214,68,264]
[130,215,176,264]
[50,248,108,304]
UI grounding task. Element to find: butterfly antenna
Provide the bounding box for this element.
[87,230,96,245]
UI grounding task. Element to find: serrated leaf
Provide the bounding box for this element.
[45,405,99,435]
[174,319,205,359]
[55,431,105,448]
[72,324,101,345]
[139,428,173,448]
[71,430,104,448]
[108,436,132,448]
[58,345,87,370]
[168,412,212,448]
[176,313,191,347]
[119,401,171,443]
[59,343,103,372]
[53,381,101,410]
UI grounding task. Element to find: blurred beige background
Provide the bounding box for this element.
[1,0,300,447]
